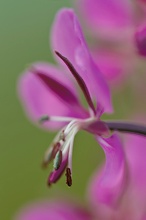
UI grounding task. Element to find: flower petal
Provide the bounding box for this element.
[124,133,146,196]
[88,133,127,207]
[77,0,134,40]
[84,120,110,137]
[15,200,92,220]
[91,48,133,85]
[18,63,87,130]
[135,23,146,56]
[51,9,113,113]
[138,0,146,11]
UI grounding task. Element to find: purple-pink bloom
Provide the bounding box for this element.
[15,132,146,220]
[91,48,133,86]
[15,200,92,220]
[18,8,126,206]
[138,0,146,11]
[76,0,146,84]
[135,23,146,56]
[76,0,134,40]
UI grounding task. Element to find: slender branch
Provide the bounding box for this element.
[105,121,146,136]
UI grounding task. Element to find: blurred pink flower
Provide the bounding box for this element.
[88,133,146,219]
[138,0,146,11]
[91,49,132,86]
[76,0,146,84]
[15,133,146,220]
[15,200,92,220]
[135,23,146,56]
[77,0,134,40]
[18,9,127,206]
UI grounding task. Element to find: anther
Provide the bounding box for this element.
[53,150,62,170]
[52,142,61,158]
[60,130,65,142]
[39,115,49,123]
[42,148,53,168]
[65,167,72,187]
[42,142,61,168]
[47,172,53,187]
[42,160,49,169]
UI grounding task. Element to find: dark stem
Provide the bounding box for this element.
[105,121,146,136]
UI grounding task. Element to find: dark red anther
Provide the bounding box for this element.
[65,167,72,187]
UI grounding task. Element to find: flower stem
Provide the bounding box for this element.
[105,121,146,136]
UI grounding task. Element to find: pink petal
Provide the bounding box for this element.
[84,120,110,137]
[124,133,146,197]
[135,23,146,56]
[15,200,92,220]
[138,0,146,11]
[88,133,127,207]
[77,0,134,40]
[92,48,133,85]
[51,9,113,113]
[18,63,87,130]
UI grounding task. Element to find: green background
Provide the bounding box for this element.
[0,0,143,219]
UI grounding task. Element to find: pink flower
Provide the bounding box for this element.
[18,9,126,206]
[87,117,146,219]
[76,0,146,84]
[15,200,92,220]
[135,23,146,56]
[77,0,134,41]
[15,132,146,220]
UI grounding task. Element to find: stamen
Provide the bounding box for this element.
[42,142,61,168]
[42,147,53,168]
[39,115,77,123]
[53,150,62,170]
[60,130,65,142]
[65,167,72,187]
[68,137,74,172]
[39,115,49,123]
[55,51,96,115]
[52,142,61,158]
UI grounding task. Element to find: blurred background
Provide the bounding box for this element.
[1,0,146,219]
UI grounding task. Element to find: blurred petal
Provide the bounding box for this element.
[15,200,92,220]
[92,49,133,85]
[77,0,134,40]
[135,23,146,56]
[138,0,146,11]
[51,9,113,113]
[89,133,127,207]
[18,63,87,130]
[124,133,146,196]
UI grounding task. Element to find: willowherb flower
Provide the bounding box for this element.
[88,127,146,220]
[135,23,146,56]
[15,200,92,220]
[76,0,146,85]
[15,126,146,220]
[18,9,127,206]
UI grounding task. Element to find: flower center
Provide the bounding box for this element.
[40,115,98,186]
